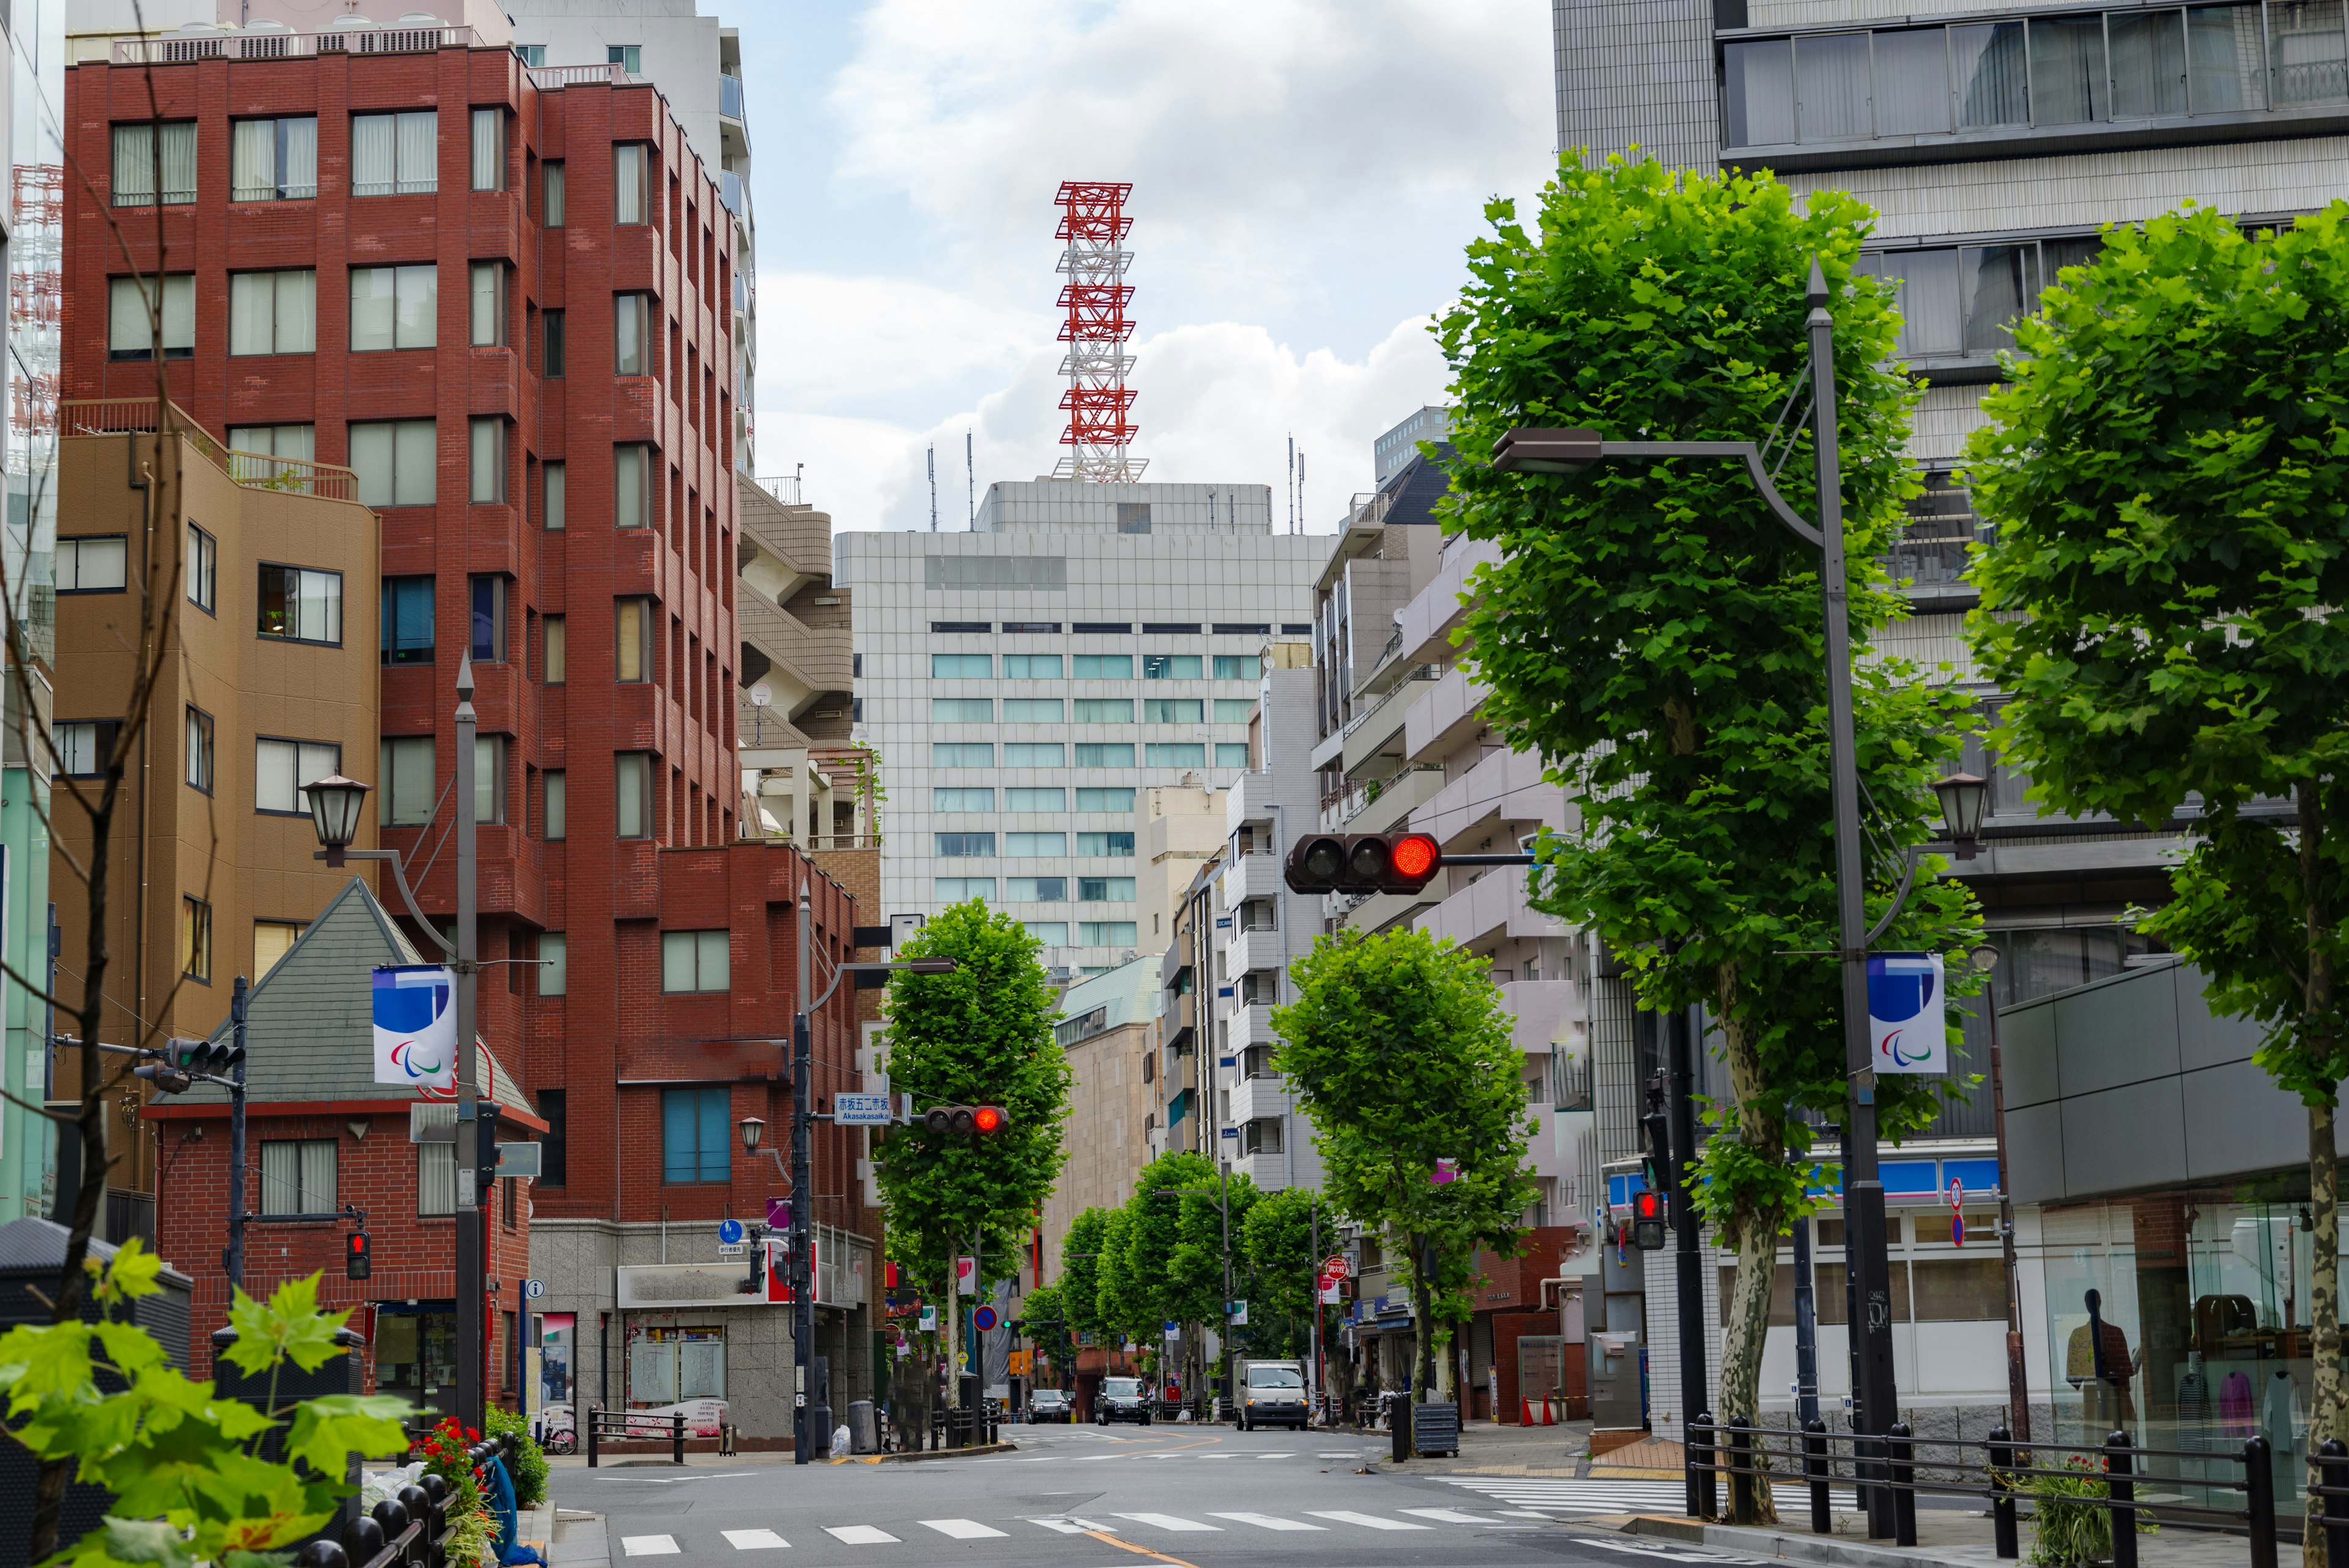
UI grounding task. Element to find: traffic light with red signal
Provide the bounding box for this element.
[1282,831,1445,896]
[1631,1189,1667,1252]
[922,1104,1011,1139]
[346,1229,372,1280]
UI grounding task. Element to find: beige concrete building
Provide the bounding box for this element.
[1136,780,1224,951]
[52,405,379,1229]
[1037,953,1162,1286]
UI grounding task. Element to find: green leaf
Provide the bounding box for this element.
[221,1275,351,1377]
[283,1394,417,1477]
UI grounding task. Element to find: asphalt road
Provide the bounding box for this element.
[552,1424,1806,1568]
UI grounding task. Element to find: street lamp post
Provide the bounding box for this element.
[302,656,486,1431]
[1494,260,1932,1537]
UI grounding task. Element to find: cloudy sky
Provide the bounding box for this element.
[737,0,1557,534]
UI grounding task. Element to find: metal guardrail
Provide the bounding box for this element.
[292,1430,518,1568]
[528,62,645,89]
[585,1407,688,1467]
[1687,1413,2275,1567]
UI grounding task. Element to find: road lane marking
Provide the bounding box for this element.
[921,1520,1008,1540]
[1025,1518,1097,1535]
[821,1526,899,1545]
[620,1538,678,1556]
[1306,1510,1431,1531]
[720,1531,789,1550]
[1401,1509,1499,1524]
[1206,1513,1324,1532]
[1110,1514,1221,1532]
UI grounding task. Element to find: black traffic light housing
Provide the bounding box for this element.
[922,1104,1011,1139]
[133,1061,192,1094]
[346,1229,372,1280]
[1640,1074,1674,1197]
[165,1037,245,1075]
[1632,1188,1668,1251]
[1282,831,1444,896]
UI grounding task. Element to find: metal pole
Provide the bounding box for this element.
[1808,258,1899,1539]
[454,656,484,1432]
[1220,1165,1232,1422]
[1792,1214,1819,1428]
[1669,995,1707,1514]
[793,879,814,1463]
[1984,983,2032,1441]
[1310,1194,1320,1420]
[227,975,248,1289]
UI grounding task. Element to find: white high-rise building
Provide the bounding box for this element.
[837,481,1320,975]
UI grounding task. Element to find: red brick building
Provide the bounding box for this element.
[68,31,875,1437]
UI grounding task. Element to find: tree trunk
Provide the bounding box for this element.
[1713,975,1781,1525]
[2309,1100,2339,1568]
[1435,1328,1457,1401]
[1411,1232,1436,1430]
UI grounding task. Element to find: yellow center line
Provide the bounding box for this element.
[1084,1530,1203,1568]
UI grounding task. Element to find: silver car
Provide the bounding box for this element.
[1238,1361,1308,1431]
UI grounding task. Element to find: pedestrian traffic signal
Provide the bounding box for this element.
[1282,831,1445,896]
[1632,1188,1667,1251]
[922,1104,1012,1139]
[346,1230,372,1280]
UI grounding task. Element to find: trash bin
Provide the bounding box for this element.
[849,1400,877,1455]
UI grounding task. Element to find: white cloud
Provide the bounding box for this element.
[759,272,1046,412]
[779,311,1451,535]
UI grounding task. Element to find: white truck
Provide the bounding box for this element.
[1234,1358,1310,1431]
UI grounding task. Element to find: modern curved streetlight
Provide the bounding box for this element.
[1494,259,1923,1536]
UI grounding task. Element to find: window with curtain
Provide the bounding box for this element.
[1795,32,1872,140]
[226,424,316,488]
[2111,10,2189,117]
[1723,39,1796,146]
[1874,29,1952,135]
[258,564,343,645]
[1953,21,2031,127]
[544,614,566,682]
[231,117,317,201]
[1078,831,1137,856]
[1858,249,1964,358]
[542,308,565,375]
[615,144,650,224]
[1075,787,1135,811]
[615,752,651,838]
[469,418,507,503]
[470,108,505,191]
[185,522,217,612]
[614,444,652,526]
[57,538,128,594]
[1074,698,1133,723]
[1960,245,2037,352]
[617,598,652,682]
[261,1139,337,1216]
[2030,15,2109,122]
[1144,743,1205,768]
[184,707,213,792]
[52,721,114,776]
[540,934,568,997]
[1071,743,1129,767]
[1142,697,1203,723]
[474,735,507,825]
[106,275,194,360]
[469,574,505,661]
[1003,698,1062,722]
[615,294,649,374]
[381,576,434,666]
[1006,831,1065,855]
[254,738,340,815]
[111,122,196,205]
[544,461,567,530]
[932,697,993,722]
[350,264,437,352]
[1215,741,1252,768]
[543,162,566,226]
[661,1088,730,1183]
[349,420,437,508]
[182,897,212,981]
[470,262,506,346]
[936,833,996,857]
[380,736,436,827]
[661,931,730,993]
[352,111,437,196]
[418,1142,455,1216]
[254,920,306,978]
[229,269,316,355]
[544,770,566,839]
[933,743,995,767]
[2189,4,2268,111]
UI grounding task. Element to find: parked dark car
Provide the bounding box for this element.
[1094,1375,1152,1425]
[1029,1388,1074,1423]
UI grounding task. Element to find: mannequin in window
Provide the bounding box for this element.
[2065,1287,2140,1430]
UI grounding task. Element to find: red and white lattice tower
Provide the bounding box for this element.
[1053,180,1145,481]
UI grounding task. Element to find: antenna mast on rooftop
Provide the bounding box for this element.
[927,444,937,532]
[967,429,976,528]
[1053,180,1144,481]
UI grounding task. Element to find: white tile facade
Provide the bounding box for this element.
[836,491,1320,972]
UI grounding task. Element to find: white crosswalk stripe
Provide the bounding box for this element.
[1306,1510,1429,1530]
[1400,1508,1500,1524]
[919,1520,1006,1540]
[720,1530,789,1550]
[620,1537,680,1557]
[822,1526,900,1545]
[1111,1513,1222,1532]
[1443,1477,1859,1515]
[1207,1512,1325,1531]
[1023,1518,1102,1535]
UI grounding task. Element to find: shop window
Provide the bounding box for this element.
[661,1087,730,1183]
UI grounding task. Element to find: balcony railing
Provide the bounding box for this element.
[529,62,645,89]
[720,73,747,122]
[113,23,481,63]
[65,399,358,502]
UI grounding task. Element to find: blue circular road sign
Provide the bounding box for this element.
[718,1218,745,1246]
[973,1305,999,1332]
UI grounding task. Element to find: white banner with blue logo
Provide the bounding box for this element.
[374,964,458,1098]
[1868,952,1946,1075]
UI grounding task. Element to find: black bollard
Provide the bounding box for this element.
[1804,1418,1831,1536]
[1887,1421,1916,1548]
[2104,1430,2136,1568]
[2245,1435,2277,1568]
[1986,1425,2017,1560]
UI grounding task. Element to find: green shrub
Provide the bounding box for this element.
[485,1403,551,1507]
[2021,1452,2156,1567]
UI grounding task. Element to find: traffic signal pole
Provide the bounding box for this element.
[227,976,248,1289]
[454,658,485,1435]
[1666,990,1709,1517]
[794,880,814,1465]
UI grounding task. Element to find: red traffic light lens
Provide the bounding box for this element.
[1390,834,1438,880]
[973,1105,1006,1134]
[348,1233,365,1252]
[1634,1191,1662,1220]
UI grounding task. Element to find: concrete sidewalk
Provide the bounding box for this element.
[1350,1416,1593,1476]
[1617,1507,2258,1568]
